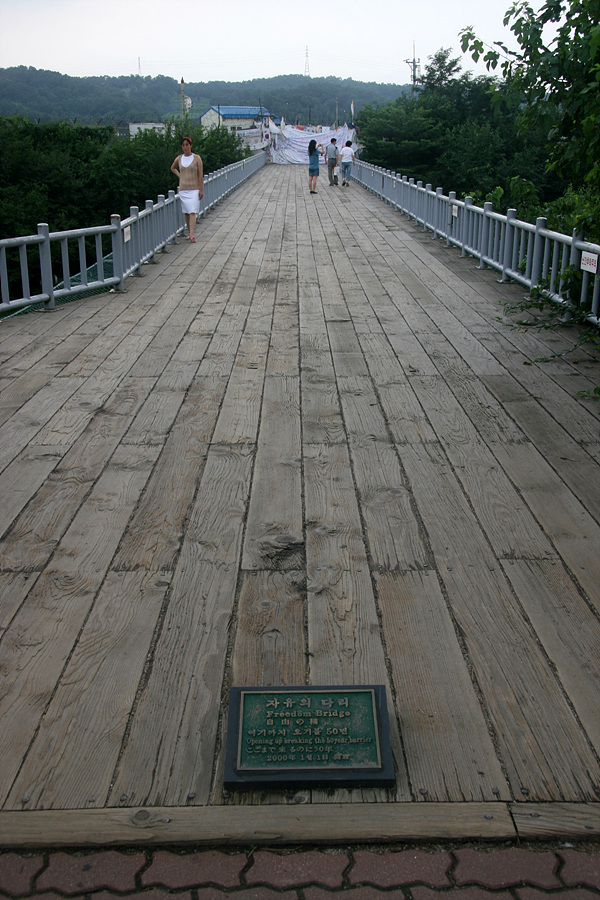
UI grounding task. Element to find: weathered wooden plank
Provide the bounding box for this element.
[0,369,63,410]
[268,301,300,376]
[110,445,253,807]
[112,378,229,574]
[408,374,555,560]
[485,390,600,513]
[0,802,517,846]
[500,558,600,751]
[399,438,600,800]
[0,445,159,806]
[301,368,345,445]
[0,379,153,570]
[337,376,426,571]
[441,373,528,446]
[376,570,509,801]
[489,440,600,609]
[0,377,86,475]
[511,802,600,838]
[0,302,113,374]
[6,570,170,810]
[231,570,306,688]
[242,375,303,571]
[211,333,270,445]
[327,320,370,377]
[303,441,410,800]
[376,381,438,447]
[0,572,40,634]
[0,445,63,541]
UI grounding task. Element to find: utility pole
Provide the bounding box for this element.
[404,42,420,89]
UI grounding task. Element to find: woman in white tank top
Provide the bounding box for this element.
[171,136,204,243]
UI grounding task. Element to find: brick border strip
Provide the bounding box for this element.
[1,846,600,897]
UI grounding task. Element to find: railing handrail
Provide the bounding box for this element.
[353,160,600,324]
[0,151,268,316]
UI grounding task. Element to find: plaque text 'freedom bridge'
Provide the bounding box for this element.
[224,685,395,790]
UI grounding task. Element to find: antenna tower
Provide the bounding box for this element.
[138,57,142,76]
[404,42,420,87]
[304,46,310,77]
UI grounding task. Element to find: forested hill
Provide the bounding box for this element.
[0,67,409,125]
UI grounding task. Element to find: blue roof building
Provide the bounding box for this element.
[199,105,271,130]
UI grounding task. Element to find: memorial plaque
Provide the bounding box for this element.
[224,685,395,790]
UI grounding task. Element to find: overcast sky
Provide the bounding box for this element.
[0,0,528,85]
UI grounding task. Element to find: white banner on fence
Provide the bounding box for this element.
[269,124,356,165]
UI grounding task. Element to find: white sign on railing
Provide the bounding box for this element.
[123,226,131,243]
[581,251,598,274]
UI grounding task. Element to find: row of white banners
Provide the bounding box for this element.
[267,119,356,165]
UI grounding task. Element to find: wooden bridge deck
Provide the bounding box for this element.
[0,163,599,847]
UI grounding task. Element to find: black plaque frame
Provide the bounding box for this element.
[224,684,395,790]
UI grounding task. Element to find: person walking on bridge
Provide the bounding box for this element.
[339,140,355,186]
[325,138,338,186]
[171,136,203,243]
[308,139,320,194]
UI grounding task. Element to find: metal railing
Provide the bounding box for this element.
[353,161,600,324]
[0,152,267,315]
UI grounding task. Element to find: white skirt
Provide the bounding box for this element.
[179,189,200,215]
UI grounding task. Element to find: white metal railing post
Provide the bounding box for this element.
[416,181,423,225]
[401,176,408,215]
[111,215,125,292]
[145,200,156,263]
[447,192,456,248]
[531,216,547,288]
[166,190,178,242]
[501,209,517,282]
[156,195,166,251]
[479,202,492,269]
[435,188,443,239]
[407,179,415,220]
[38,223,55,309]
[562,229,583,318]
[424,184,432,232]
[462,197,473,257]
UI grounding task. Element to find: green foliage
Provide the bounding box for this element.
[0,115,249,304]
[0,68,408,128]
[544,186,600,244]
[0,116,247,240]
[356,49,554,204]
[460,0,600,190]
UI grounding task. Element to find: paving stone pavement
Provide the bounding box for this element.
[0,844,599,898]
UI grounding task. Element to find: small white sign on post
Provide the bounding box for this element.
[123,226,131,243]
[581,251,598,274]
[452,204,459,218]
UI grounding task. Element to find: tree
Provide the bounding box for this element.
[355,49,554,202]
[460,0,600,189]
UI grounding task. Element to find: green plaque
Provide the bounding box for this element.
[224,685,395,790]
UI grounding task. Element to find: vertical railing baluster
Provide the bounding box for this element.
[38,223,54,309]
